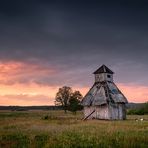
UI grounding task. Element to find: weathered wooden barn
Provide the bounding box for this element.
[81,65,128,120]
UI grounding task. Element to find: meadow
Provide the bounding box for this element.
[0,110,147,148]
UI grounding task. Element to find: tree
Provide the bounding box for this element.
[55,86,72,113]
[68,91,83,114]
[55,87,83,114]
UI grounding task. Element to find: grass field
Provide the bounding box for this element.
[0,110,147,148]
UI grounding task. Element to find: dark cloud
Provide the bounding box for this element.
[0,0,148,87]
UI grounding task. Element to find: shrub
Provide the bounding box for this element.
[42,115,49,120]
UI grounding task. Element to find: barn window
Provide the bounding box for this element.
[107,75,111,78]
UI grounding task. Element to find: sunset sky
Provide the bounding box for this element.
[0,0,148,105]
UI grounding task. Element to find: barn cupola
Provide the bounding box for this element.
[93,65,114,82]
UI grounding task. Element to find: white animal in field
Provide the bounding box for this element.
[135,118,144,122]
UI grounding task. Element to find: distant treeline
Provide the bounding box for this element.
[126,103,145,109]
[127,102,148,115]
[0,106,62,111]
[0,103,147,113]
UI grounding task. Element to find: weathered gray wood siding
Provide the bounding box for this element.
[109,104,126,120]
[95,73,113,82]
[83,106,95,119]
[84,105,109,119]
[120,104,126,119]
[84,104,126,120]
[95,105,109,119]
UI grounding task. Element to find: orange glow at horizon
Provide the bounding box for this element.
[0,83,90,106]
[0,83,59,106]
[0,61,147,105]
[117,83,148,103]
[0,83,147,105]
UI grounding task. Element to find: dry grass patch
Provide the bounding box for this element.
[0,110,147,148]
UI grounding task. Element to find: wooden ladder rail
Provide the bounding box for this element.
[83,110,95,121]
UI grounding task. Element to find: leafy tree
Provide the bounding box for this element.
[68,91,83,114]
[55,86,72,113]
[55,87,83,113]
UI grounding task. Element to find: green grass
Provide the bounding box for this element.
[0,110,148,148]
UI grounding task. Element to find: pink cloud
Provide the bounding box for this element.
[0,83,147,106]
[117,83,148,103]
[0,61,57,85]
[0,83,59,106]
[0,94,53,106]
[0,61,147,105]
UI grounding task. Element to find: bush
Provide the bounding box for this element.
[42,115,49,120]
[42,115,58,120]
[127,109,144,115]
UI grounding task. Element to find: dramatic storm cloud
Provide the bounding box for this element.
[0,0,148,105]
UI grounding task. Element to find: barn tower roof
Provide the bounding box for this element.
[93,65,114,74]
[81,65,128,106]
